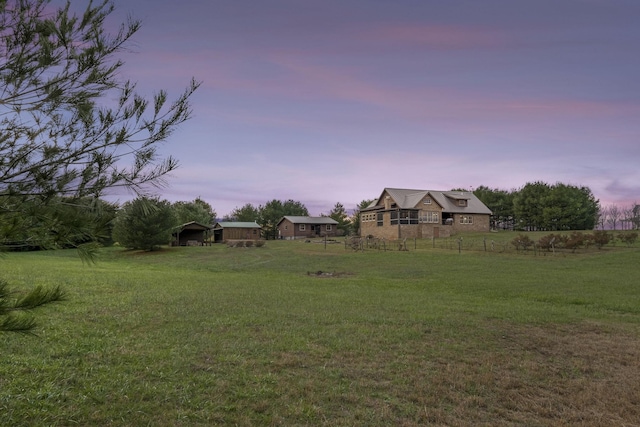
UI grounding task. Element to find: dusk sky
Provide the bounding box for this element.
[75,1,640,216]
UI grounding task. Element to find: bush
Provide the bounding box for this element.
[511,234,534,252]
[538,233,562,251]
[564,232,585,252]
[618,232,638,247]
[591,230,612,249]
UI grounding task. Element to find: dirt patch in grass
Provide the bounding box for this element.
[307,270,353,278]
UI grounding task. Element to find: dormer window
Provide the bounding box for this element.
[458,200,467,207]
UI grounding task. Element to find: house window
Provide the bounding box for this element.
[460,215,473,224]
[326,225,332,231]
[391,210,419,225]
[423,198,431,205]
[420,211,439,223]
[299,224,306,231]
[458,200,467,207]
[284,225,288,230]
[377,212,383,226]
[252,230,257,235]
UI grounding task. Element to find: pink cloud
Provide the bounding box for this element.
[359,24,505,49]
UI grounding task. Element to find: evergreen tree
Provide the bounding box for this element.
[327,202,351,236]
[1,0,198,332]
[513,182,551,231]
[0,280,65,334]
[473,186,515,230]
[112,197,176,251]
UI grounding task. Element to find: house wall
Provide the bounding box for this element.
[360,210,490,240]
[223,228,261,241]
[278,219,338,240]
[449,213,491,234]
[278,218,296,239]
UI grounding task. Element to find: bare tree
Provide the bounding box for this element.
[607,204,621,230]
[597,205,608,230]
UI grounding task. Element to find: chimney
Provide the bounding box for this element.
[384,196,391,210]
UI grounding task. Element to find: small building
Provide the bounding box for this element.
[360,188,492,240]
[172,221,212,246]
[277,216,339,240]
[211,221,262,243]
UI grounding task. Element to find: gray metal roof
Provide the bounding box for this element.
[279,216,339,225]
[213,221,262,229]
[365,188,492,215]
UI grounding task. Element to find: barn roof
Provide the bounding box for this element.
[213,221,262,229]
[278,216,339,225]
[176,221,211,231]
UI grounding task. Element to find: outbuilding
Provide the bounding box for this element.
[211,221,262,243]
[172,221,212,246]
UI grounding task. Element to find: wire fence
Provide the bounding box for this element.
[344,231,638,255]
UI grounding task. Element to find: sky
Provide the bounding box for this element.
[70,1,640,216]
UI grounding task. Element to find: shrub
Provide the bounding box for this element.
[564,231,585,252]
[618,232,638,247]
[591,230,612,249]
[511,234,534,252]
[538,233,561,251]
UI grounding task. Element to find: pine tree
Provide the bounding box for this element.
[1,0,199,332]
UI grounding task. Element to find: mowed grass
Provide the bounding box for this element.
[1,234,640,426]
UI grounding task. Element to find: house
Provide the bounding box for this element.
[277,216,339,240]
[360,188,492,239]
[172,221,212,246]
[211,221,262,243]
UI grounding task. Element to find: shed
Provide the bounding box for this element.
[172,221,212,246]
[212,221,262,243]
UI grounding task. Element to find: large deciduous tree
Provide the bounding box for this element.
[172,198,216,226]
[1,0,198,332]
[258,199,308,239]
[224,203,259,222]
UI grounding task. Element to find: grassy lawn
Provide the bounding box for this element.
[2,233,639,426]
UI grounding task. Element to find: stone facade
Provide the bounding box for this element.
[360,188,492,240]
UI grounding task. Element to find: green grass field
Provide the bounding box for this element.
[2,232,639,426]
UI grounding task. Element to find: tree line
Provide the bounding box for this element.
[472,182,602,231]
[596,203,640,231]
